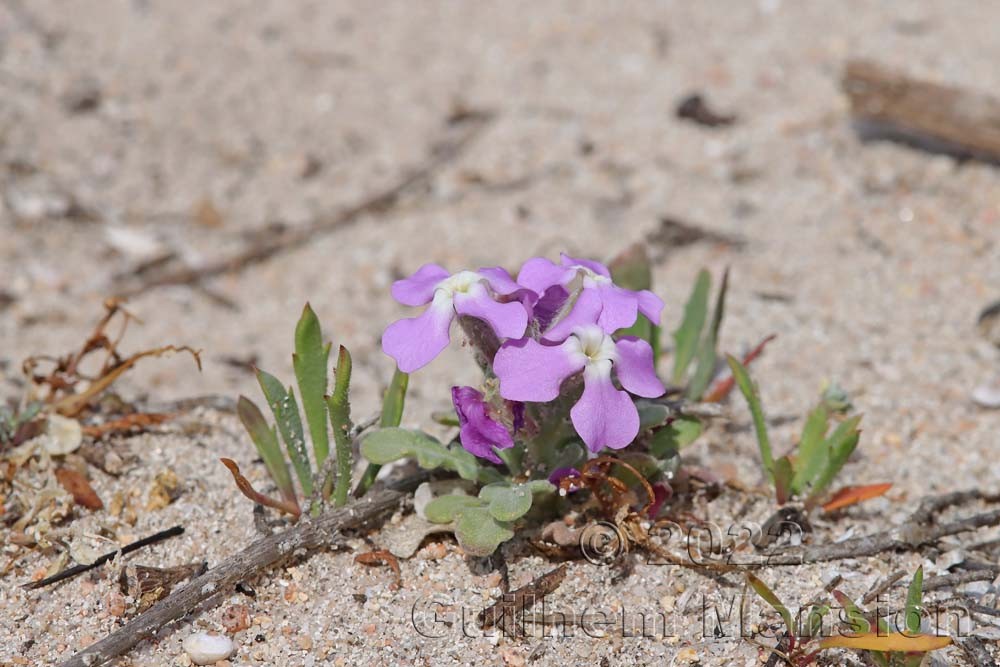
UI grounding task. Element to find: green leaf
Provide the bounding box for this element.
[905,566,924,635]
[686,268,728,399]
[805,604,830,639]
[649,416,703,457]
[832,590,871,634]
[807,415,862,501]
[327,346,353,507]
[672,269,711,384]
[790,403,830,495]
[746,573,792,634]
[637,402,670,430]
[727,355,774,479]
[454,506,514,556]
[774,456,794,505]
[380,368,409,428]
[236,395,296,504]
[361,427,486,483]
[424,494,484,523]
[293,303,331,466]
[256,369,312,497]
[479,483,533,521]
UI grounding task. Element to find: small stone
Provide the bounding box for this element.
[972,382,1000,409]
[61,76,102,113]
[297,634,313,651]
[221,604,251,633]
[182,633,234,665]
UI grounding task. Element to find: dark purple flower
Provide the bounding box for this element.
[548,467,583,495]
[493,325,665,452]
[517,253,663,341]
[451,386,514,464]
[382,264,531,372]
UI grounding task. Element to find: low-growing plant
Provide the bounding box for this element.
[726,355,886,508]
[746,567,951,666]
[224,304,393,518]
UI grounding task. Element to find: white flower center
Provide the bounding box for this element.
[569,264,611,286]
[434,270,483,299]
[566,325,618,370]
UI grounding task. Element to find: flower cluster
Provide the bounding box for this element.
[382,254,666,460]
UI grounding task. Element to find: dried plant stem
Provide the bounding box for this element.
[59,483,415,667]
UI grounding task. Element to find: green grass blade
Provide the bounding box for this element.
[905,566,924,634]
[293,303,331,466]
[807,415,862,501]
[236,395,296,504]
[672,269,711,384]
[727,354,774,480]
[832,590,871,634]
[790,403,830,495]
[326,345,353,507]
[256,369,312,497]
[356,368,410,497]
[746,573,792,634]
[686,268,728,399]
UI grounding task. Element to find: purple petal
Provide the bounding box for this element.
[381,301,453,372]
[532,285,570,332]
[494,338,584,402]
[476,266,522,296]
[542,288,603,342]
[637,289,664,325]
[570,367,640,452]
[614,337,665,398]
[517,257,574,294]
[595,283,640,332]
[451,386,513,464]
[391,263,450,306]
[453,282,527,340]
[548,466,583,494]
[560,253,611,278]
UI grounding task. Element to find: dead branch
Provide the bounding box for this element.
[478,564,568,636]
[843,59,1000,164]
[58,479,419,667]
[116,113,493,298]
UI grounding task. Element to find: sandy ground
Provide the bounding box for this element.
[2,1,1000,665]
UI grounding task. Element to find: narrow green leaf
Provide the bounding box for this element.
[905,566,924,635]
[256,369,312,497]
[672,269,711,384]
[355,368,410,498]
[293,303,331,466]
[746,573,792,633]
[807,415,863,500]
[236,395,296,504]
[327,346,353,507]
[832,590,871,634]
[790,403,830,495]
[686,268,728,399]
[380,368,409,428]
[727,355,774,479]
[774,456,794,505]
[805,604,830,639]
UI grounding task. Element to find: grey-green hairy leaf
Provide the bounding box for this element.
[648,416,703,457]
[294,303,331,466]
[479,483,533,521]
[454,506,514,556]
[360,427,489,483]
[236,395,295,503]
[256,369,312,496]
[424,494,483,524]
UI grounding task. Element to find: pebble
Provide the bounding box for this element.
[972,382,1000,408]
[182,633,235,665]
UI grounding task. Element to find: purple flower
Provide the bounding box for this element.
[493,325,665,452]
[382,264,531,372]
[451,386,514,464]
[517,253,663,341]
[548,467,583,495]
